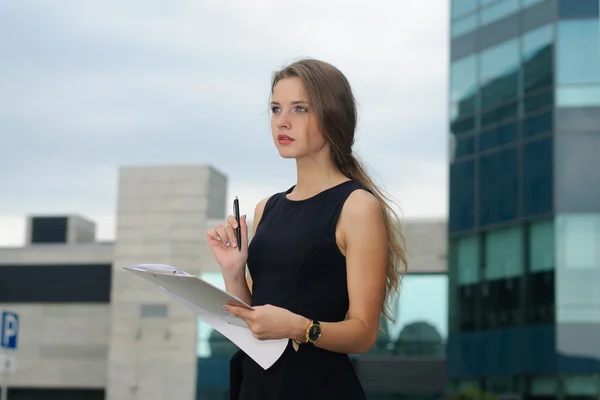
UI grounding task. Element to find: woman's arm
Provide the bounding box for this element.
[294,189,388,354]
[227,189,388,354]
[222,196,269,305]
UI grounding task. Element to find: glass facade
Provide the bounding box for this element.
[448,1,600,398]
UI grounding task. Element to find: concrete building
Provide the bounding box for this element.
[0,164,447,400]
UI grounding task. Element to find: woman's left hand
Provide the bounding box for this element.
[225,303,307,341]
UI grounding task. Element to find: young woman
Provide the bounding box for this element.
[206,58,408,400]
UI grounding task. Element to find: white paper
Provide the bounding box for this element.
[123,264,288,370]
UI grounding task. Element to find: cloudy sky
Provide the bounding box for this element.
[0,0,449,246]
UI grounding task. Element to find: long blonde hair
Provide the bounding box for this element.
[271,58,409,323]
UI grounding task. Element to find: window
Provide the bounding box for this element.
[558,0,600,19]
[479,120,519,151]
[527,220,555,324]
[527,270,555,323]
[451,115,477,136]
[557,85,600,107]
[452,0,477,19]
[140,303,168,318]
[525,89,554,113]
[479,148,519,226]
[386,274,448,356]
[482,226,524,328]
[30,216,68,244]
[523,110,552,137]
[457,235,479,284]
[556,215,600,271]
[556,132,600,212]
[564,375,600,399]
[451,55,478,120]
[522,0,546,7]
[452,135,475,160]
[485,226,525,280]
[523,137,553,216]
[452,13,478,38]
[555,214,600,321]
[480,0,519,27]
[529,220,555,272]
[0,264,112,302]
[481,101,518,127]
[557,19,600,84]
[450,160,475,232]
[480,39,520,110]
[522,24,554,94]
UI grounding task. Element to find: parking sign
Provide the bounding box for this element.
[1,311,19,350]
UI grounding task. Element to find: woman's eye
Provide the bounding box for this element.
[271,106,281,113]
[295,106,307,113]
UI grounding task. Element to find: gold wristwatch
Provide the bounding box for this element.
[305,320,321,345]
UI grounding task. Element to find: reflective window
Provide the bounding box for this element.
[555,214,600,321]
[523,110,553,137]
[564,375,600,398]
[522,0,555,34]
[452,0,477,19]
[482,101,518,127]
[557,85,600,107]
[529,219,555,272]
[452,134,475,160]
[450,160,475,232]
[527,270,555,324]
[381,274,448,356]
[522,0,546,7]
[522,24,554,93]
[557,19,600,84]
[523,137,553,216]
[556,132,600,212]
[525,89,554,113]
[485,226,525,280]
[457,235,479,284]
[451,115,476,136]
[452,13,478,38]
[479,120,518,151]
[558,0,600,19]
[479,148,519,226]
[451,55,478,119]
[480,39,520,110]
[480,0,519,27]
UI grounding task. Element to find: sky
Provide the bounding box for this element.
[0,0,449,246]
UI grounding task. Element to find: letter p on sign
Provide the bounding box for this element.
[1,311,19,350]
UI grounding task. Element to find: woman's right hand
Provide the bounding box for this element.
[205,214,249,274]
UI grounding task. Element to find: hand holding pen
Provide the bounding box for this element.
[205,196,249,273]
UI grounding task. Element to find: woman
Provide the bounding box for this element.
[206,58,408,399]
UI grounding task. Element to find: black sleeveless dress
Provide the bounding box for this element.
[229,180,369,400]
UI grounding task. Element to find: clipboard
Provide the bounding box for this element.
[123,264,288,370]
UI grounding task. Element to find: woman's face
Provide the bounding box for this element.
[270,77,327,160]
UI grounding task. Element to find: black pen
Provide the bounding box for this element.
[233,196,242,251]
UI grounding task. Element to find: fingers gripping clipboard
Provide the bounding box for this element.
[123,264,288,370]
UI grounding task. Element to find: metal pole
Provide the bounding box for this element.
[1,352,8,400]
[1,373,7,400]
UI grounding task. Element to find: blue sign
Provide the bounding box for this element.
[1,311,19,350]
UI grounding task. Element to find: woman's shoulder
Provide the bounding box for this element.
[251,189,288,229]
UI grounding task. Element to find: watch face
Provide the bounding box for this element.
[308,324,321,342]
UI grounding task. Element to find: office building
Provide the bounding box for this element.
[0,164,448,400]
[448,0,600,398]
